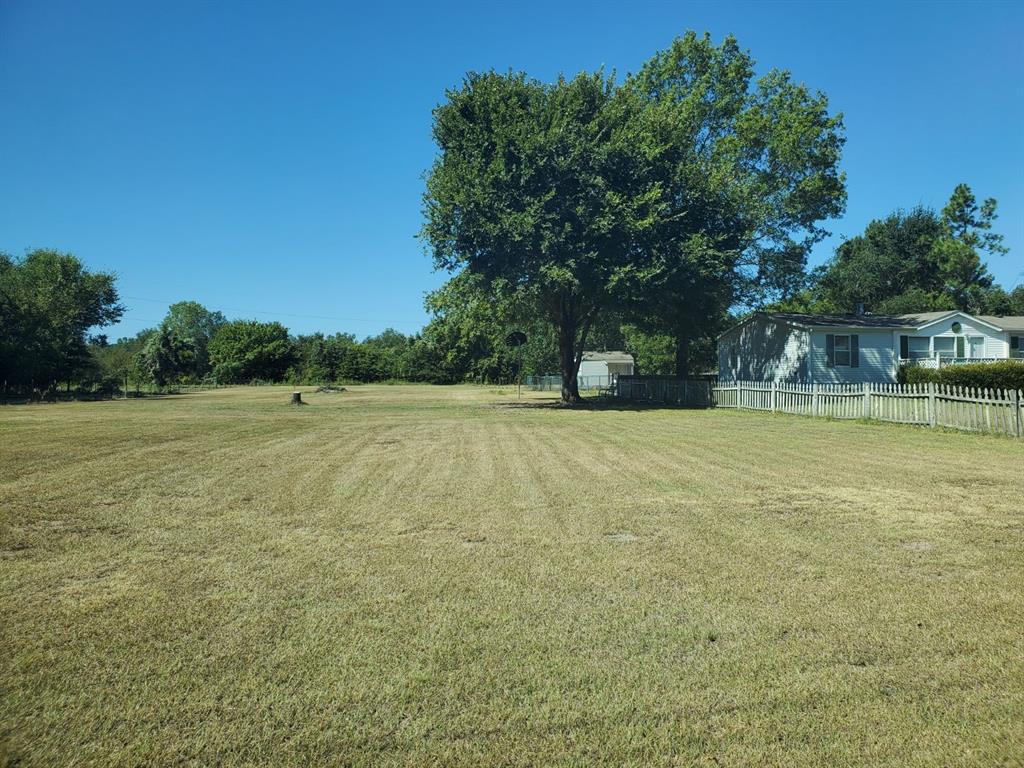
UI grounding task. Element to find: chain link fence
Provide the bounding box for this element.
[525,375,615,392]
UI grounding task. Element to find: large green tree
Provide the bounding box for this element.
[208,320,294,383]
[934,183,1006,312]
[0,249,123,391]
[136,326,195,386]
[422,33,845,399]
[806,184,1009,314]
[158,301,227,380]
[422,68,670,402]
[981,285,1024,316]
[622,34,846,376]
[813,207,948,313]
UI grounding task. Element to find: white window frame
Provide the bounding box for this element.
[933,336,956,359]
[907,336,930,360]
[967,336,985,359]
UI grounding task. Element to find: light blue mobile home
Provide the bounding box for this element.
[718,311,1024,384]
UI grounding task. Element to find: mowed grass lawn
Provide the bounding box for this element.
[1,385,1022,767]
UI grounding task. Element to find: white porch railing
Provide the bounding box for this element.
[899,357,1009,369]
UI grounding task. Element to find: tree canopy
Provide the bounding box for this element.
[0,249,122,391]
[159,301,227,379]
[422,68,663,401]
[781,184,1013,315]
[208,320,295,383]
[422,32,846,399]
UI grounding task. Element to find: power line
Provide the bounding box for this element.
[115,314,166,325]
[121,295,427,327]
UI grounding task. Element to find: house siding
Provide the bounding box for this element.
[718,316,808,382]
[578,361,634,378]
[808,330,897,384]
[913,314,1006,359]
[578,360,609,378]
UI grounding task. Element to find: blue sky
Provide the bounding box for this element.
[1,0,1022,339]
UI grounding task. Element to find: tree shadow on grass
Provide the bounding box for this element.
[494,398,712,412]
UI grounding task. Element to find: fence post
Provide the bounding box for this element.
[812,383,819,418]
[862,382,870,420]
[927,382,936,428]
[1014,389,1022,438]
[770,381,777,412]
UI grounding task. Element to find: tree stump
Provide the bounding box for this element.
[290,391,303,405]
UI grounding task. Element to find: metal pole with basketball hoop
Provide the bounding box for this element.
[505,331,527,399]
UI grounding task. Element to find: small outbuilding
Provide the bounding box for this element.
[578,351,635,379]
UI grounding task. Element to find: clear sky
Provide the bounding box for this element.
[2,0,1022,340]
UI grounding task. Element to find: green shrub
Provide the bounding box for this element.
[900,361,1024,391]
[900,365,939,385]
[938,361,1024,391]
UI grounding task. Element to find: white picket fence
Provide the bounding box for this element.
[711,381,1024,438]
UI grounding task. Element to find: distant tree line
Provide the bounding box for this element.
[0,252,564,396]
[0,243,701,396]
[2,181,1018,399]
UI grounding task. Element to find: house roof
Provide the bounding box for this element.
[721,310,1021,338]
[978,316,1024,332]
[765,312,925,329]
[891,311,965,327]
[909,311,1005,332]
[582,350,634,363]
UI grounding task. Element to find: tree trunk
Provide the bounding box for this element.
[555,301,596,405]
[558,319,581,404]
[675,335,690,379]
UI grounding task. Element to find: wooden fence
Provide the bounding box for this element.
[710,381,1024,438]
[612,376,1023,437]
[614,376,714,407]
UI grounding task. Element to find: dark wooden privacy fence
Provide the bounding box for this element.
[614,376,714,407]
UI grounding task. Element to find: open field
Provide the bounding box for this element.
[1,385,1022,766]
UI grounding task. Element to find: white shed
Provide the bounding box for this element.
[578,351,634,379]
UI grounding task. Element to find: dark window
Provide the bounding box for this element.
[834,335,851,366]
